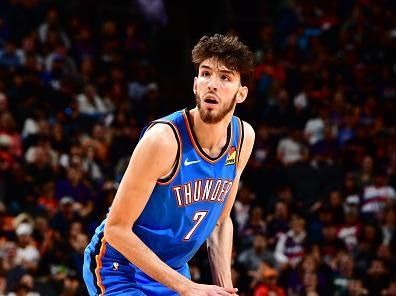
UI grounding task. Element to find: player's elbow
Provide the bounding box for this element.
[208,217,233,243]
[103,220,131,246]
[216,215,233,228]
[103,222,117,243]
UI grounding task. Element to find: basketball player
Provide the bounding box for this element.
[83,34,255,295]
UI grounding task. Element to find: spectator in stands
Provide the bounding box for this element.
[347,278,368,296]
[381,278,396,296]
[333,252,356,296]
[0,38,20,70]
[275,213,307,268]
[76,84,114,122]
[266,199,290,248]
[364,258,390,295]
[252,262,285,296]
[37,8,70,49]
[25,146,54,194]
[55,166,93,217]
[238,234,276,274]
[234,184,256,234]
[0,112,22,159]
[14,222,40,273]
[360,171,396,221]
[277,127,307,166]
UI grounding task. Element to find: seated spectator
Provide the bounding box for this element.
[80,144,103,184]
[347,278,368,295]
[277,128,307,166]
[25,146,54,194]
[310,123,339,164]
[76,83,114,122]
[0,38,21,70]
[304,104,331,145]
[9,273,40,296]
[234,184,255,234]
[25,135,58,168]
[354,222,383,274]
[239,206,267,244]
[0,112,22,159]
[275,213,307,268]
[49,196,81,237]
[381,206,396,245]
[328,190,346,225]
[37,8,70,48]
[44,42,77,76]
[286,252,334,296]
[252,262,286,296]
[381,278,396,296]
[364,258,390,296]
[354,155,374,189]
[40,53,68,90]
[68,231,88,280]
[301,272,320,296]
[14,222,40,273]
[261,87,291,136]
[266,200,290,248]
[238,234,276,273]
[338,208,361,252]
[333,252,356,296]
[319,223,347,264]
[360,171,396,221]
[55,165,93,217]
[58,143,84,169]
[33,215,55,257]
[37,181,58,217]
[81,123,110,164]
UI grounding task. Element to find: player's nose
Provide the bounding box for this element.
[207,75,219,91]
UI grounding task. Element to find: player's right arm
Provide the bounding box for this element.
[104,123,237,296]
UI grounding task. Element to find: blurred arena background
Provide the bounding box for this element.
[0,0,396,295]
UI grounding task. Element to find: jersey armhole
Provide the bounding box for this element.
[145,121,181,185]
[237,118,244,165]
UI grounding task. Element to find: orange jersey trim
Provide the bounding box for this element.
[95,237,107,295]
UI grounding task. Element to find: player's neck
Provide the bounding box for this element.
[189,108,232,156]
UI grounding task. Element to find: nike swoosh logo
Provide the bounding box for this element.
[184,158,201,166]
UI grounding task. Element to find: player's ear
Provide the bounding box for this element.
[236,86,248,103]
[193,77,197,95]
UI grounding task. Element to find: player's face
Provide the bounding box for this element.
[194,58,248,124]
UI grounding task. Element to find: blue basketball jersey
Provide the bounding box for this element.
[83,109,244,295]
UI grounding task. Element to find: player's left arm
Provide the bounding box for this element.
[206,121,255,289]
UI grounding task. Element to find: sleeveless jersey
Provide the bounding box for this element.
[86,108,244,277]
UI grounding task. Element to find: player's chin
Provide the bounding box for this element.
[201,113,220,124]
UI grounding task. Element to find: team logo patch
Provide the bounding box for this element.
[225,146,237,166]
[113,262,119,271]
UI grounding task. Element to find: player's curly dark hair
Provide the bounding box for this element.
[192,34,254,87]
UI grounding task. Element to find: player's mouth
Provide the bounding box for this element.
[203,96,219,105]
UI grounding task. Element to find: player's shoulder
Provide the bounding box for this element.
[241,120,255,141]
[237,120,255,171]
[140,122,179,153]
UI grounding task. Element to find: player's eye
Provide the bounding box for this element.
[201,71,210,77]
[221,75,230,81]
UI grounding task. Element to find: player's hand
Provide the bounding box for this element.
[179,283,238,296]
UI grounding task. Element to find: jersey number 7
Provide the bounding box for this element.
[183,211,208,241]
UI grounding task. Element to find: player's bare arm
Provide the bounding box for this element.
[207,121,255,289]
[104,123,238,295]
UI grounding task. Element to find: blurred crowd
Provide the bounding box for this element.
[0,0,396,295]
